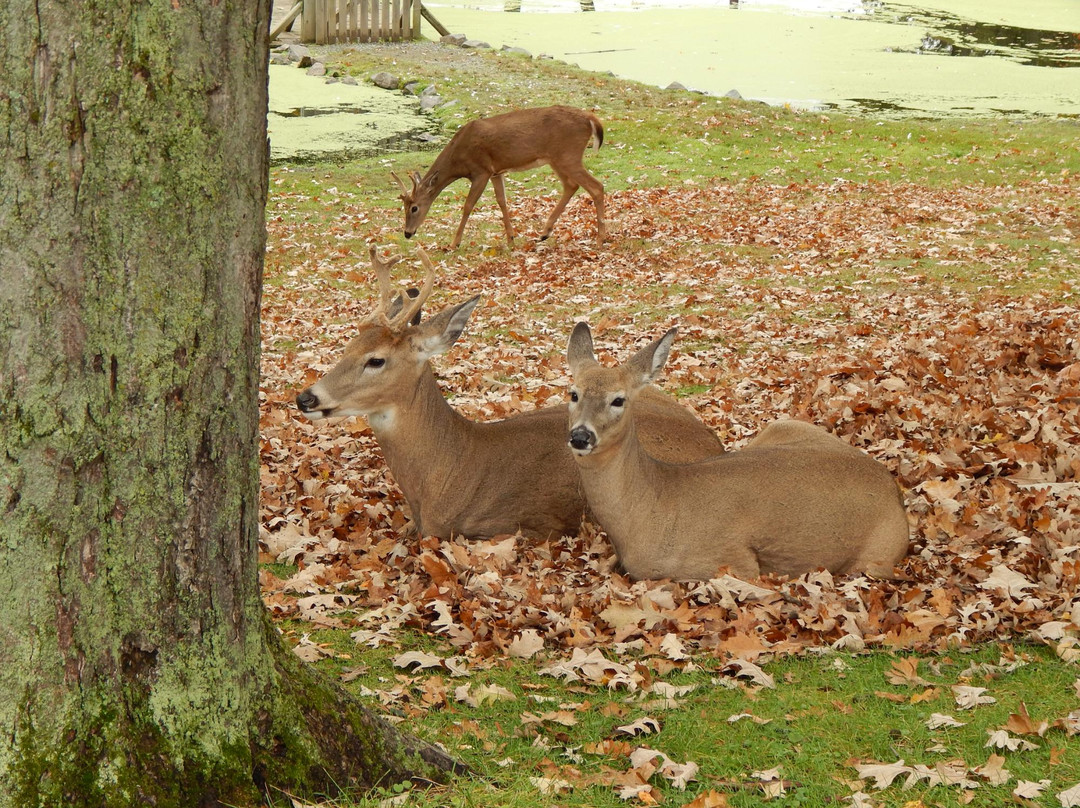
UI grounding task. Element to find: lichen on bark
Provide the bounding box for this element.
[0,0,464,804]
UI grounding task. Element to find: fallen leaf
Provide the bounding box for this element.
[453,683,517,707]
[617,717,661,737]
[508,629,546,659]
[953,686,997,710]
[926,713,966,730]
[886,657,931,686]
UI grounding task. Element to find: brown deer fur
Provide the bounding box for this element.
[393,105,605,249]
[566,323,909,581]
[295,249,721,540]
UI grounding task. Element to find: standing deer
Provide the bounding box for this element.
[393,105,606,249]
[294,248,721,541]
[565,323,910,581]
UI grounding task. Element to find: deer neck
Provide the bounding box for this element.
[423,140,469,194]
[576,419,659,549]
[368,366,472,508]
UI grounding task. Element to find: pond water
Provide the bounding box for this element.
[266,0,1077,161]
[267,64,438,163]
[423,0,1080,117]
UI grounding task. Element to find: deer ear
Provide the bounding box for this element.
[566,322,597,373]
[626,328,676,387]
[413,296,480,359]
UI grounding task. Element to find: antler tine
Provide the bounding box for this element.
[362,245,403,325]
[390,245,437,329]
[390,171,409,199]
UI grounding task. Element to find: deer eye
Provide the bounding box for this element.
[410,205,419,214]
[366,357,385,369]
[570,390,579,403]
[611,396,625,408]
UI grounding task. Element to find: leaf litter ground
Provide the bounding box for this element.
[260,171,1080,803]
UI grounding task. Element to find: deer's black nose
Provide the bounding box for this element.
[568,426,595,452]
[296,390,319,412]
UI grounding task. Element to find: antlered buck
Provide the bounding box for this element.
[294,248,721,540]
[566,323,910,581]
[393,105,606,249]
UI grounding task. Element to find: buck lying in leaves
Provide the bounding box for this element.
[566,322,910,581]
[295,247,722,540]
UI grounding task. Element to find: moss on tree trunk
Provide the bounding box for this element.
[0,1,463,805]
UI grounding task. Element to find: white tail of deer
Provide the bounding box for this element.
[392,105,605,249]
[294,248,722,540]
[566,323,909,581]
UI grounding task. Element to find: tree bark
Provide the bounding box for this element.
[0,1,463,805]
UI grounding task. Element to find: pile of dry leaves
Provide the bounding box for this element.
[260,176,1080,667]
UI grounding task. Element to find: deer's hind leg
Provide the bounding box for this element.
[542,163,605,245]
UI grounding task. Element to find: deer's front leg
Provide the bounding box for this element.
[490,174,516,247]
[451,176,490,249]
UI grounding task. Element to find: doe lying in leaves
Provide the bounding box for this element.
[393,105,606,249]
[566,322,910,581]
[295,246,722,540]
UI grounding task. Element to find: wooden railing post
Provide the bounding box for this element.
[299,0,425,42]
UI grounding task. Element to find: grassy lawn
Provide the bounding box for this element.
[260,39,1080,807]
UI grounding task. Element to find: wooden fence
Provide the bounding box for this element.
[300,0,422,44]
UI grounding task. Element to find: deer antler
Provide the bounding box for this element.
[361,246,403,326]
[390,171,410,200]
[359,246,437,330]
[389,246,437,329]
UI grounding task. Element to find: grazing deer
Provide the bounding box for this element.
[294,248,721,541]
[392,105,606,249]
[566,323,910,581]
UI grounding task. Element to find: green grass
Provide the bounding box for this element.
[288,42,1080,194]
[278,631,1080,807]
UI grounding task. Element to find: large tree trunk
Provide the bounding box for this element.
[0,2,461,805]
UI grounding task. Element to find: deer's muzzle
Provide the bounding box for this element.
[568,426,596,454]
[296,389,330,420]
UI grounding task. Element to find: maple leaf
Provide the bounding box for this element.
[508,629,545,659]
[976,753,1011,786]
[529,776,572,795]
[392,650,444,671]
[660,632,689,661]
[1014,779,1050,799]
[721,659,775,688]
[926,713,965,730]
[953,686,997,710]
[1061,783,1080,807]
[985,729,1039,752]
[290,636,331,663]
[727,712,771,725]
[617,717,661,737]
[855,759,911,789]
[453,683,516,707]
[629,748,700,790]
[885,657,931,686]
[978,565,1037,599]
[1005,702,1049,737]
